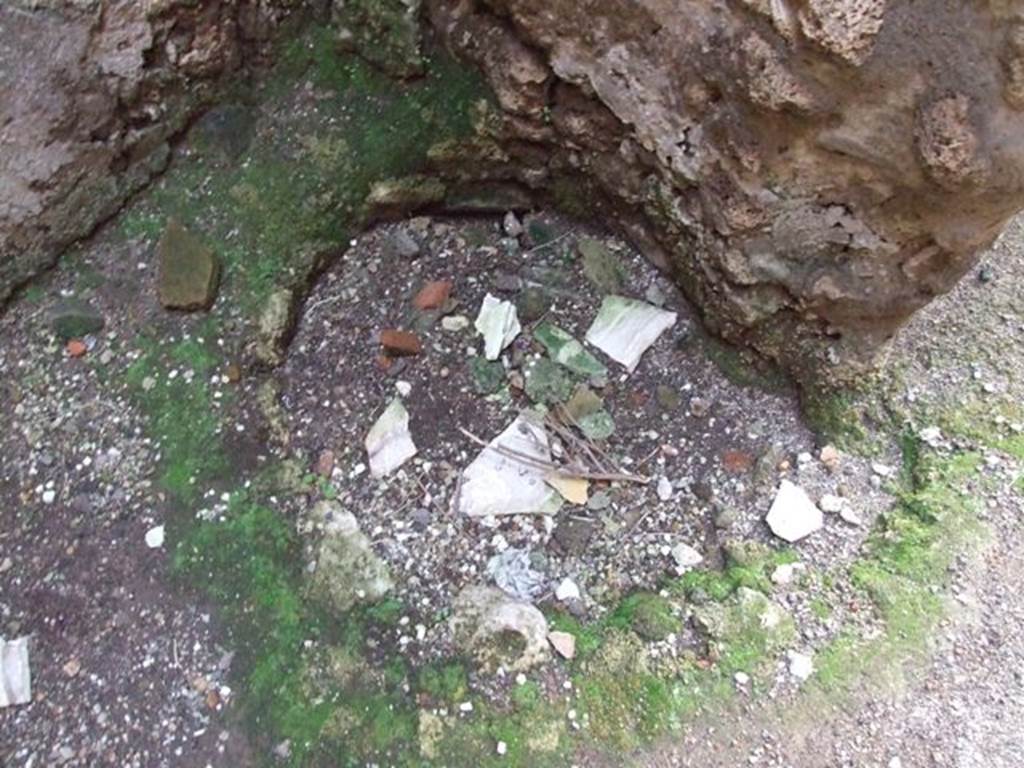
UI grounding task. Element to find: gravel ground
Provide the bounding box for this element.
[642,217,1024,768]
[0,236,255,765]
[1,204,1022,766]
[277,213,893,677]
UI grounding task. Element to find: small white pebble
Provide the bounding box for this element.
[145,525,165,549]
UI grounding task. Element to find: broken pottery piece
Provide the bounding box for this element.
[765,480,824,542]
[533,322,607,378]
[379,329,423,357]
[413,280,452,310]
[475,293,521,360]
[585,295,677,372]
[0,636,31,708]
[458,413,562,517]
[365,397,417,477]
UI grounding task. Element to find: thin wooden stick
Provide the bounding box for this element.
[458,427,649,484]
[524,230,573,255]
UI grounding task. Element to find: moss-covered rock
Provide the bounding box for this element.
[693,587,795,674]
[156,219,220,311]
[255,288,297,367]
[307,500,393,614]
[613,592,680,641]
[50,297,105,341]
[365,175,447,220]
[333,0,425,79]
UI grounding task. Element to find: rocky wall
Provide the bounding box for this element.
[426,0,1024,383]
[0,0,321,304]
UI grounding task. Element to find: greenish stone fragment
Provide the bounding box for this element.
[579,237,626,294]
[50,298,104,341]
[516,285,552,324]
[577,410,615,441]
[308,500,393,614]
[534,322,607,378]
[524,357,572,405]
[157,219,220,311]
[469,357,506,395]
[692,587,795,659]
[564,385,603,421]
[656,384,682,411]
[563,385,614,440]
[255,289,296,366]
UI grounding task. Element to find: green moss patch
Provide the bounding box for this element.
[120,24,488,316]
[122,326,227,502]
[811,432,988,698]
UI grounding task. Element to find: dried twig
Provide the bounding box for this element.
[548,407,619,475]
[622,506,655,538]
[524,230,573,255]
[635,445,662,472]
[304,293,344,318]
[458,427,649,484]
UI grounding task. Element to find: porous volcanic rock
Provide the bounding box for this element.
[425,0,1024,382]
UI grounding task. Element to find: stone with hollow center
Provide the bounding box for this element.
[765,480,824,542]
[449,585,549,672]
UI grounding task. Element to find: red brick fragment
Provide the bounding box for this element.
[721,449,754,473]
[380,329,423,356]
[412,280,452,310]
[66,339,87,358]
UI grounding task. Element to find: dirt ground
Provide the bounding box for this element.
[2,202,1023,766]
